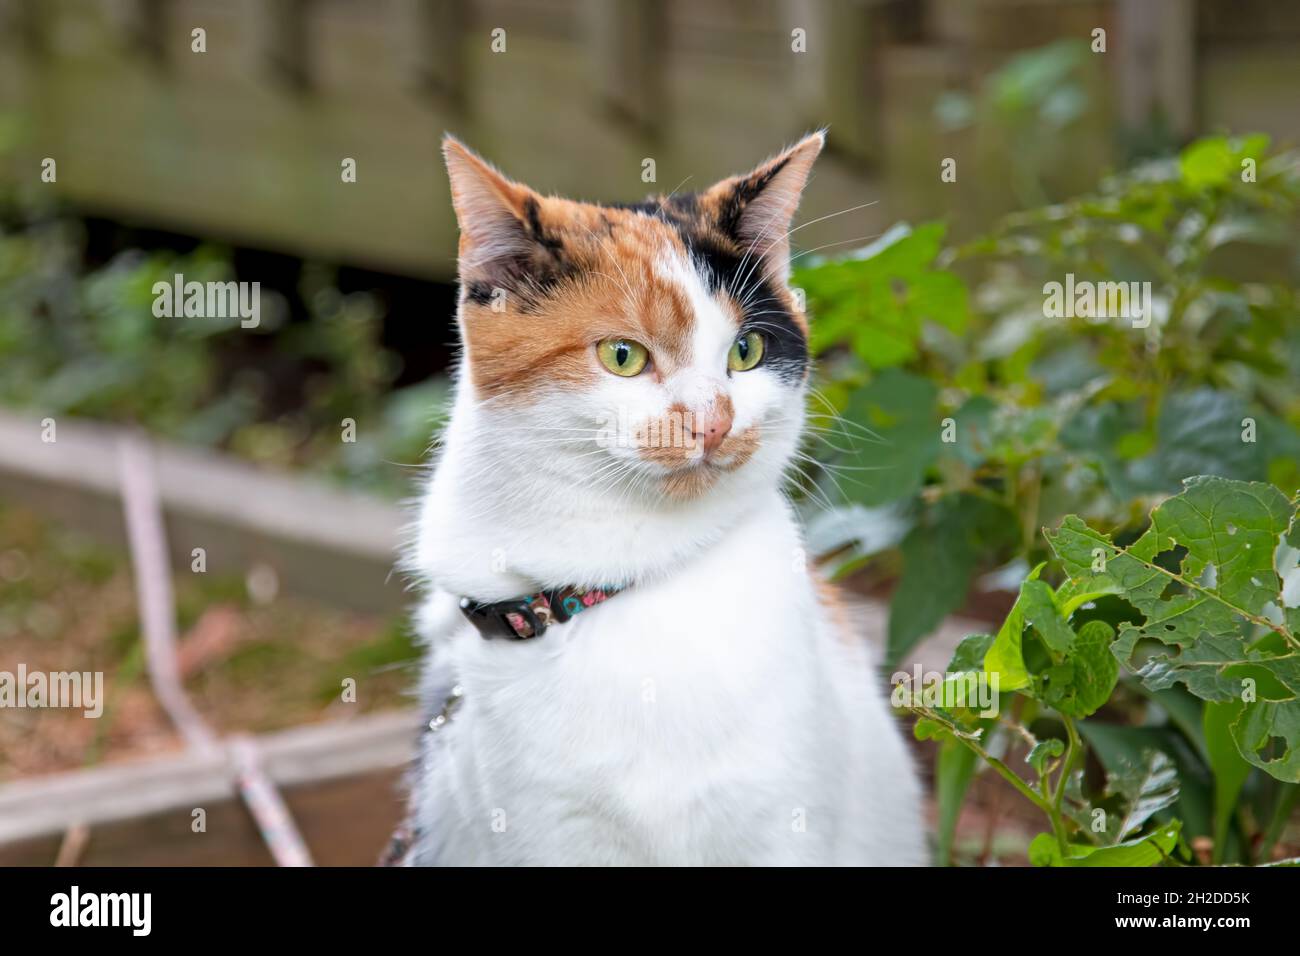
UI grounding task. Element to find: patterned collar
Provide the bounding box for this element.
[458,584,621,640]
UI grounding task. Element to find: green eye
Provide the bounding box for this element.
[728,331,764,372]
[597,338,649,377]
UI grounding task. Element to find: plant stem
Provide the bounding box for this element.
[911,708,1053,817]
[1051,717,1084,850]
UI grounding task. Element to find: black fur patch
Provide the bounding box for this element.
[714,156,790,241]
[463,202,581,313]
[523,197,565,255]
[615,192,809,383]
[465,281,496,306]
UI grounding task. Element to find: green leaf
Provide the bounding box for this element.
[1204,700,1252,862]
[1027,832,1061,867]
[889,523,973,667]
[1042,620,1120,718]
[1027,738,1065,774]
[1137,685,1208,762]
[1021,579,1076,655]
[942,395,998,467]
[1048,477,1300,781]
[1078,722,1214,845]
[1046,477,1298,700]
[838,369,940,506]
[1056,580,1126,619]
[1126,390,1273,492]
[913,718,949,742]
[948,633,995,673]
[983,563,1046,691]
[1107,751,1181,843]
[1030,820,1182,867]
[1179,134,1271,190]
[798,222,967,366]
[1231,699,1300,783]
[934,735,980,866]
[888,494,1012,665]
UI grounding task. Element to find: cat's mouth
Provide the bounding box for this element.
[636,425,758,468]
[641,427,761,498]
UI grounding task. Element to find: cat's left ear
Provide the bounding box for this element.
[704,131,825,285]
[442,134,539,278]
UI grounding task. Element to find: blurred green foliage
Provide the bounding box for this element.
[801,134,1300,866]
[911,476,1300,866]
[0,173,445,496]
[798,133,1300,666]
[935,39,1101,210]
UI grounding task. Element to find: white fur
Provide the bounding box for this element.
[406,245,926,866]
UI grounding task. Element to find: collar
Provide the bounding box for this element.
[458,584,621,640]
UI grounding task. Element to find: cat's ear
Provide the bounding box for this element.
[704,131,825,285]
[442,135,536,275]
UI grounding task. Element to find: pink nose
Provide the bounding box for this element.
[692,407,733,455]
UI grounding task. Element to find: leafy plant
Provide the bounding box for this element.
[0,177,440,495]
[902,477,1300,866]
[797,133,1300,667]
[1049,477,1300,781]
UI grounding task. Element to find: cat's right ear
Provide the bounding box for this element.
[442,135,533,275]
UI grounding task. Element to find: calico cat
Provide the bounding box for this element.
[397,132,925,866]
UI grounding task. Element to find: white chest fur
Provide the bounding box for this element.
[410,495,926,866]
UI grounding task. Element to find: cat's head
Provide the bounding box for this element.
[442,133,823,505]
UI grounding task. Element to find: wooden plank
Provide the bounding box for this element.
[0,409,408,613]
[584,0,665,134]
[818,0,887,167]
[1196,0,1300,41]
[393,0,470,108]
[1199,44,1300,145]
[0,767,406,866]
[1117,0,1196,137]
[252,0,314,92]
[0,709,417,849]
[0,0,885,280]
[927,0,1113,49]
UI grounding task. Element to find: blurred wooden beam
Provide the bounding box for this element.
[1117,0,1196,138]
[3,0,47,57]
[0,410,407,613]
[585,0,665,136]
[819,0,890,167]
[394,0,469,110]
[253,0,314,92]
[0,707,413,858]
[108,0,169,67]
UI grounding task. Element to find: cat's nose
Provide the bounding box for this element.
[692,406,733,455]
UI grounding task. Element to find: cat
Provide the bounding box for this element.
[395,132,926,866]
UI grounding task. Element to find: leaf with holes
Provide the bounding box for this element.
[1046,476,1300,781]
[1039,619,1120,718]
[1105,750,1182,843]
[1029,820,1183,867]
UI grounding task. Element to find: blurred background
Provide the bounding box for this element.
[0,0,1297,866]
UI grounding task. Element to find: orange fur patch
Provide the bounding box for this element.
[460,198,720,400]
[813,575,859,646]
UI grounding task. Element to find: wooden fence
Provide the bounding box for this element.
[0,0,1297,275]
